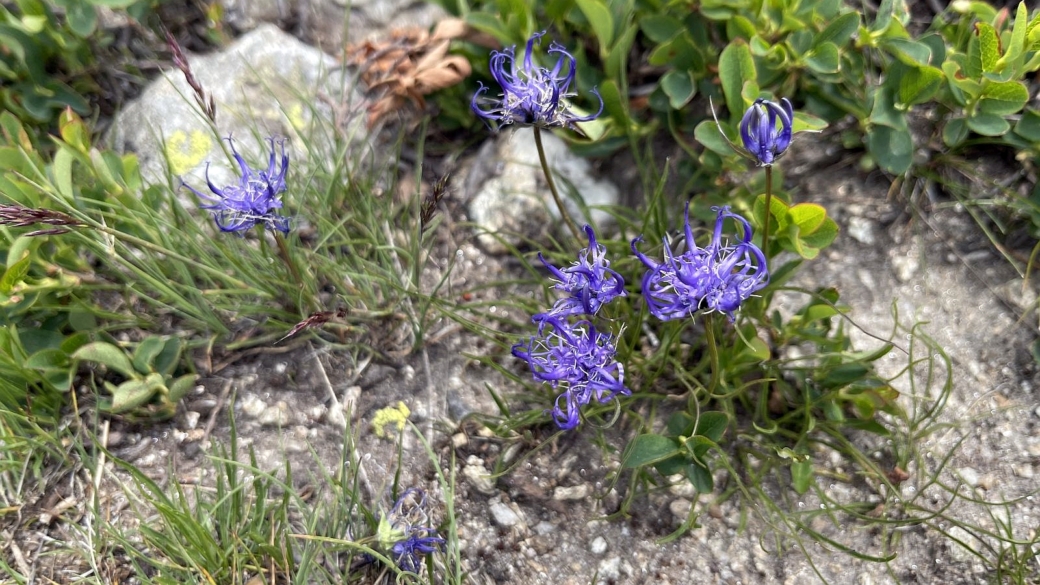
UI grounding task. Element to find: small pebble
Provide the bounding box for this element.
[490,501,521,528]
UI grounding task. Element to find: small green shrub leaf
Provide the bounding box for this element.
[167,374,197,403]
[897,65,943,107]
[805,42,840,74]
[694,119,734,156]
[719,40,755,119]
[639,14,682,43]
[791,459,814,494]
[575,0,614,52]
[966,112,1011,136]
[622,434,681,468]
[694,411,729,443]
[1014,109,1040,142]
[109,373,165,414]
[0,253,31,294]
[52,148,75,199]
[867,124,913,175]
[814,12,859,48]
[788,203,827,234]
[660,69,695,109]
[72,342,137,378]
[943,117,969,146]
[132,336,166,374]
[685,462,714,493]
[978,80,1029,115]
[799,218,839,251]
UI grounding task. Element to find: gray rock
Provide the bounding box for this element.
[463,456,497,495]
[489,501,522,528]
[956,467,979,487]
[109,24,361,196]
[220,0,445,49]
[590,535,607,555]
[239,393,267,418]
[847,216,876,245]
[552,484,590,501]
[464,127,621,254]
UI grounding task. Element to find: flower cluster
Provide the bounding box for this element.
[514,226,628,430]
[632,204,769,321]
[471,31,603,129]
[181,136,291,234]
[376,488,446,573]
[535,225,626,320]
[513,317,628,429]
[739,98,794,166]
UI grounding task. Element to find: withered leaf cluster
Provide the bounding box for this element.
[347,19,474,127]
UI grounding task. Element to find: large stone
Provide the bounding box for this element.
[463,127,621,254]
[108,24,362,193]
[219,0,446,49]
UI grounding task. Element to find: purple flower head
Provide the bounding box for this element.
[471,31,604,129]
[739,98,794,166]
[632,204,769,321]
[181,136,290,234]
[512,317,629,430]
[378,488,446,573]
[535,225,626,320]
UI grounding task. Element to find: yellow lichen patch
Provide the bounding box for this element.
[372,401,411,439]
[285,102,307,133]
[165,130,214,176]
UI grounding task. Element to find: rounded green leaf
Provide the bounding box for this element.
[943,117,969,146]
[867,124,913,175]
[788,203,827,234]
[622,434,682,468]
[897,65,943,107]
[660,69,695,109]
[967,112,1011,136]
[685,462,714,493]
[72,341,136,378]
[806,42,840,74]
[978,80,1029,115]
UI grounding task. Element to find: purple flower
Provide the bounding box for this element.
[632,204,769,321]
[471,31,603,129]
[512,317,629,430]
[378,488,445,573]
[181,136,290,234]
[535,225,626,320]
[739,98,794,166]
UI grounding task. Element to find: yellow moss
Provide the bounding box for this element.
[165,130,214,176]
[372,401,411,439]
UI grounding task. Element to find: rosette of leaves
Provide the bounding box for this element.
[73,336,195,419]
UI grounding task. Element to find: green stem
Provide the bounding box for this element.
[273,231,318,312]
[703,313,720,399]
[533,126,583,242]
[762,165,773,264]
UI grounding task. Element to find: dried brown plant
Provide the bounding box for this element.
[346,19,475,127]
[0,204,83,236]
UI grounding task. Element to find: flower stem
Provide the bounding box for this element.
[533,126,583,241]
[762,165,773,264]
[703,313,720,398]
[274,231,306,287]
